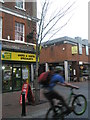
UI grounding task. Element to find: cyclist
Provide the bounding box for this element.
[41,66,79,115]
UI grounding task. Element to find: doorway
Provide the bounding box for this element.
[12,67,22,91]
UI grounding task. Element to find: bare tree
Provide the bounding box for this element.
[34,0,76,104]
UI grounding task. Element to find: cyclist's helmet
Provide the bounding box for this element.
[54,66,63,73]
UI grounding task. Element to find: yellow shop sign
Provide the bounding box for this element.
[72,46,78,54]
[1,51,36,62]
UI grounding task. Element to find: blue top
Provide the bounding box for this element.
[48,74,65,90]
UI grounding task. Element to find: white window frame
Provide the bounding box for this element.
[15,0,26,11]
[15,22,25,42]
[0,0,4,3]
[0,17,2,39]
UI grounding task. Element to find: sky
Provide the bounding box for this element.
[37,0,89,41]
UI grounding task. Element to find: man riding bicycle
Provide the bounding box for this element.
[39,66,79,115]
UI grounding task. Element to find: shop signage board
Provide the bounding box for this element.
[19,82,34,104]
[1,51,36,62]
[20,83,29,104]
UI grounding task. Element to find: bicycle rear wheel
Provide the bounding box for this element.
[45,105,64,120]
[72,94,87,115]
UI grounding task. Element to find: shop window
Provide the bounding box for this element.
[86,46,89,55]
[22,65,30,84]
[13,64,20,67]
[2,64,12,92]
[78,43,82,55]
[15,22,25,42]
[13,67,21,90]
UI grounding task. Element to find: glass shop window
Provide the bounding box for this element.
[2,64,12,92]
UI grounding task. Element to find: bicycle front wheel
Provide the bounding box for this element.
[45,105,63,120]
[72,94,87,115]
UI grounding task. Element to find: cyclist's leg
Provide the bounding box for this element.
[44,91,57,114]
[52,90,73,112]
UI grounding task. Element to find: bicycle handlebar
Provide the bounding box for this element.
[70,85,79,90]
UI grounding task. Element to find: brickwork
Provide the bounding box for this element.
[89,49,90,62]
[2,2,36,44]
[40,44,89,64]
[3,2,33,17]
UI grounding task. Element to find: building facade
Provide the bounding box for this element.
[40,36,89,82]
[0,1,38,92]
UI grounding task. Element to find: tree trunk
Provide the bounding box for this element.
[33,37,40,104]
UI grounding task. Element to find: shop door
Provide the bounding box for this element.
[13,67,22,91]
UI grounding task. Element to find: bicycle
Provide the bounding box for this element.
[45,85,87,120]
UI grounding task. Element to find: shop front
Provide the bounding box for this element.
[1,50,36,92]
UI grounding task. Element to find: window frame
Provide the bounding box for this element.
[15,0,26,11]
[0,0,4,3]
[15,22,25,42]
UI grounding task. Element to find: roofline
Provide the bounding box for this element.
[42,36,88,46]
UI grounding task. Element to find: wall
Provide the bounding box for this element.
[89,49,90,62]
[3,2,33,17]
[40,43,89,64]
[2,2,36,43]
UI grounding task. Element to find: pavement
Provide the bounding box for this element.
[2,81,89,119]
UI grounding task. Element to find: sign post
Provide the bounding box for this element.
[21,92,26,116]
[20,82,35,105]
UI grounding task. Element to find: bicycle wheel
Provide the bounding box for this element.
[45,105,64,120]
[72,94,87,115]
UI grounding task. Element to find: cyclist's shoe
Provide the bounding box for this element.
[69,106,74,111]
[52,113,59,118]
[63,106,74,115]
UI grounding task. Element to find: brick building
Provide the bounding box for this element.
[0,1,38,92]
[40,36,90,82]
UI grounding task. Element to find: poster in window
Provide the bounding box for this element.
[3,70,11,81]
[22,68,28,80]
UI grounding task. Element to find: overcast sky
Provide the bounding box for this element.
[37,0,89,41]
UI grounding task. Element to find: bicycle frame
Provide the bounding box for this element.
[46,87,87,119]
[67,88,77,106]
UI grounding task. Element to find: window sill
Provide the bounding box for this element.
[15,6,26,11]
[15,40,25,43]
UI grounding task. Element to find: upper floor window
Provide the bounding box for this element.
[15,22,25,42]
[0,0,4,3]
[86,46,89,55]
[15,0,25,10]
[78,43,82,55]
[0,17,2,39]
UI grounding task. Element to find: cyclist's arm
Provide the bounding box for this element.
[57,82,79,89]
[63,82,79,89]
[54,74,79,89]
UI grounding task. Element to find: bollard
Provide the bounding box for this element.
[21,92,26,116]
